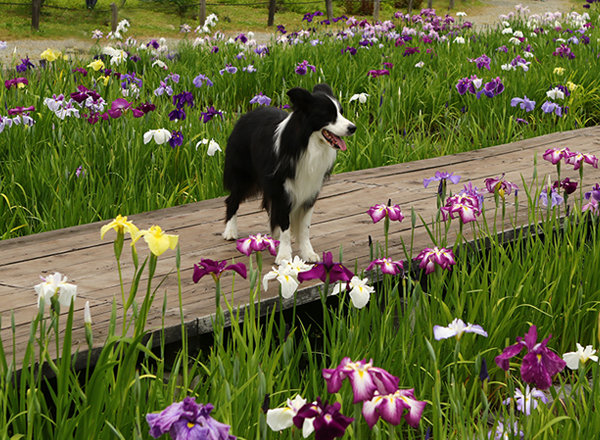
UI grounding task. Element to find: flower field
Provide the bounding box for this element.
[3,3,600,440]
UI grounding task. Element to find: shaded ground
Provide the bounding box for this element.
[0,0,579,67]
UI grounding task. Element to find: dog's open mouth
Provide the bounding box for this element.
[322,129,347,151]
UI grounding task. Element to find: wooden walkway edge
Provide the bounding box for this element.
[1,126,600,369]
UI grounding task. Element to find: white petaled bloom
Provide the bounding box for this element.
[282,256,312,275]
[266,395,307,431]
[513,30,524,38]
[502,385,548,415]
[472,78,483,89]
[333,276,374,309]
[144,129,172,145]
[349,93,369,104]
[563,343,598,370]
[433,318,488,340]
[502,27,513,35]
[508,37,522,45]
[84,301,92,325]
[546,88,565,100]
[34,272,77,308]
[263,265,299,299]
[456,11,467,17]
[207,139,222,156]
[453,36,465,44]
[415,61,424,68]
[152,59,168,70]
[523,51,534,58]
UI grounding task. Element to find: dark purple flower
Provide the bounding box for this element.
[5,77,28,89]
[169,130,184,148]
[72,67,88,77]
[120,72,142,89]
[168,107,187,121]
[293,398,353,440]
[553,44,575,59]
[130,54,141,62]
[479,357,489,383]
[137,102,156,114]
[193,258,247,283]
[277,24,286,34]
[494,325,566,390]
[367,69,390,78]
[297,252,354,284]
[403,47,420,57]
[235,33,248,44]
[553,177,578,195]
[147,39,160,49]
[211,46,219,53]
[477,77,504,99]
[295,60,316,76]
[200,106,223,123]
[496,45,508,53]
[173,91,194,109]
[16,57,35,72]
[343,46,357,55]
[146,397,235,440]
[469,53,491,70]
[107,98,132,118]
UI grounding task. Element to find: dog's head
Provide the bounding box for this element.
[287,84,356,151]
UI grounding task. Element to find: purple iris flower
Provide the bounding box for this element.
[297,251,354,284]
[154,81,173,97]
[538,186,564,208]
[106,98,132,118]
[366,258,403,276]
[120,72,142,89]
[484,174,519,196]
[553,177,578,195]
[585,183,600,202]
[146,397,235,440]
[136,102,156,114]
[276,24,286,34]
[173,91,194,109]
[541,101,563,116]
[16,57,35,73]
[5,77,28,89]
[553,44,575,59]
[211,46,219,53]
[236,233,279,256]
[440,193,481,224]
[403,47,420,56]
[565,151,598,170]
[469,53,491,70]
[366,203,404,223]
[496,45,508,53]
[343,46,357,55]
[510,96,536,112]
[249,92,272,106]
[494,325,566,390]
[200,106,223,123]
[543,147,571,165]
[515,118,529,124]
[169,130,184,148]
[147,39,160,49]
[219,64,237,75]
[415,246,456,275]
[459,182,485,207]
[292,398,353,440]
[75,166,86,178]
[193,74,213,88]
[235,33,248,44]
[295,60,316,76]
[168,107,186,121]
[477,77,504,99]
[479,358,489,383]
[423,171,461,189]
[72,67,88,77]
[254,45,269,56]
[130,54,141,62]
[367,69,390,78]
[192,258,247,283]
[7,105,35,116]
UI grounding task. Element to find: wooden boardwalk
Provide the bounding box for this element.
[1,126,600,368]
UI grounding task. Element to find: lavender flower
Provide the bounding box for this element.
[433,318,488,340]
[510,96,536,112]
[219,64,237,75]
[469,53,491,70]
[249,92,272,106]
[538,186,564,208]
[193,73,213,88]
[295,60,316,75]
[200,106,223,123]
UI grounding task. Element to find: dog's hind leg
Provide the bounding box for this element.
[296,207,320,263]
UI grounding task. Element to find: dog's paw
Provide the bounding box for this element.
[301,250,320,263]
[222,229,238,241]
[275,251,293,265]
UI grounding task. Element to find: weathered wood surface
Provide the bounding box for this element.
[1,126,600,368]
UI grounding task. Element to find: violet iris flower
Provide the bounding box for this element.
[154,80,173,97]
[367,203,404,223]
[494,325,566,390]
[137,102,156,114]
[565,151,598,170]
[193,74,213,88]
[292,398,353,440]
[297,251,354,284]
[362,389,427,429]
[469,53,491,70]
[542,147,571,165]
[322,357,399,403]
[459,182,485,207]
[477,77,504,99]
[538,186,564,208]
[403,47,420,57]
[553,43,575,59]
[433,318,488,340]
[72,67,88,77]
[192,258,247,283]
[236,233,279,256]
[249,93,272,106]
[343,46,357,55]
[169,130,184,148]
[584,183,600,202]
[510,96,536,112]
[219,63,237,75]
[366,258,403,276]
[423,171,461,194]
[295,60,316,75]
[173,91,194,109]
[16,57,35,72]
[541,100,564,116]
[146,397,235,440]
[168,107,186,121]
[200,106,223,123]
[415,246,456,275]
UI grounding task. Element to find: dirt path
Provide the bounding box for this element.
[0,0,579,68]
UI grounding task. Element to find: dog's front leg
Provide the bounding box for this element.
[271,196,293,264]
[297,207,320,263]
[274,227,293,265]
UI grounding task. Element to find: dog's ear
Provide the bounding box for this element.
[287,87,313,111]
[312,83,334,97]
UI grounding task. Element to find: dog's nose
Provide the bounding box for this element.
[347,124,356,135]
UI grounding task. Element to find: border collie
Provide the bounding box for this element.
[222,83,356,264]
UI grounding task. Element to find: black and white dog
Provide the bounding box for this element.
[222,84,356,264]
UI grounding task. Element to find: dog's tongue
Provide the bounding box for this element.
[331,132,347,151]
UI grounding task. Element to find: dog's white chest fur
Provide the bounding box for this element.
[284,133,336,210]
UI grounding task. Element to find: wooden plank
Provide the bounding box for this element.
[1,126,600,369]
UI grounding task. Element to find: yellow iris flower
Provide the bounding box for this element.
[88,59,105,71]
[133,225,179,256]
[98,75,110,86]
[100,214,140,239]
[553,67,565,75]
[40,48,62,62]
